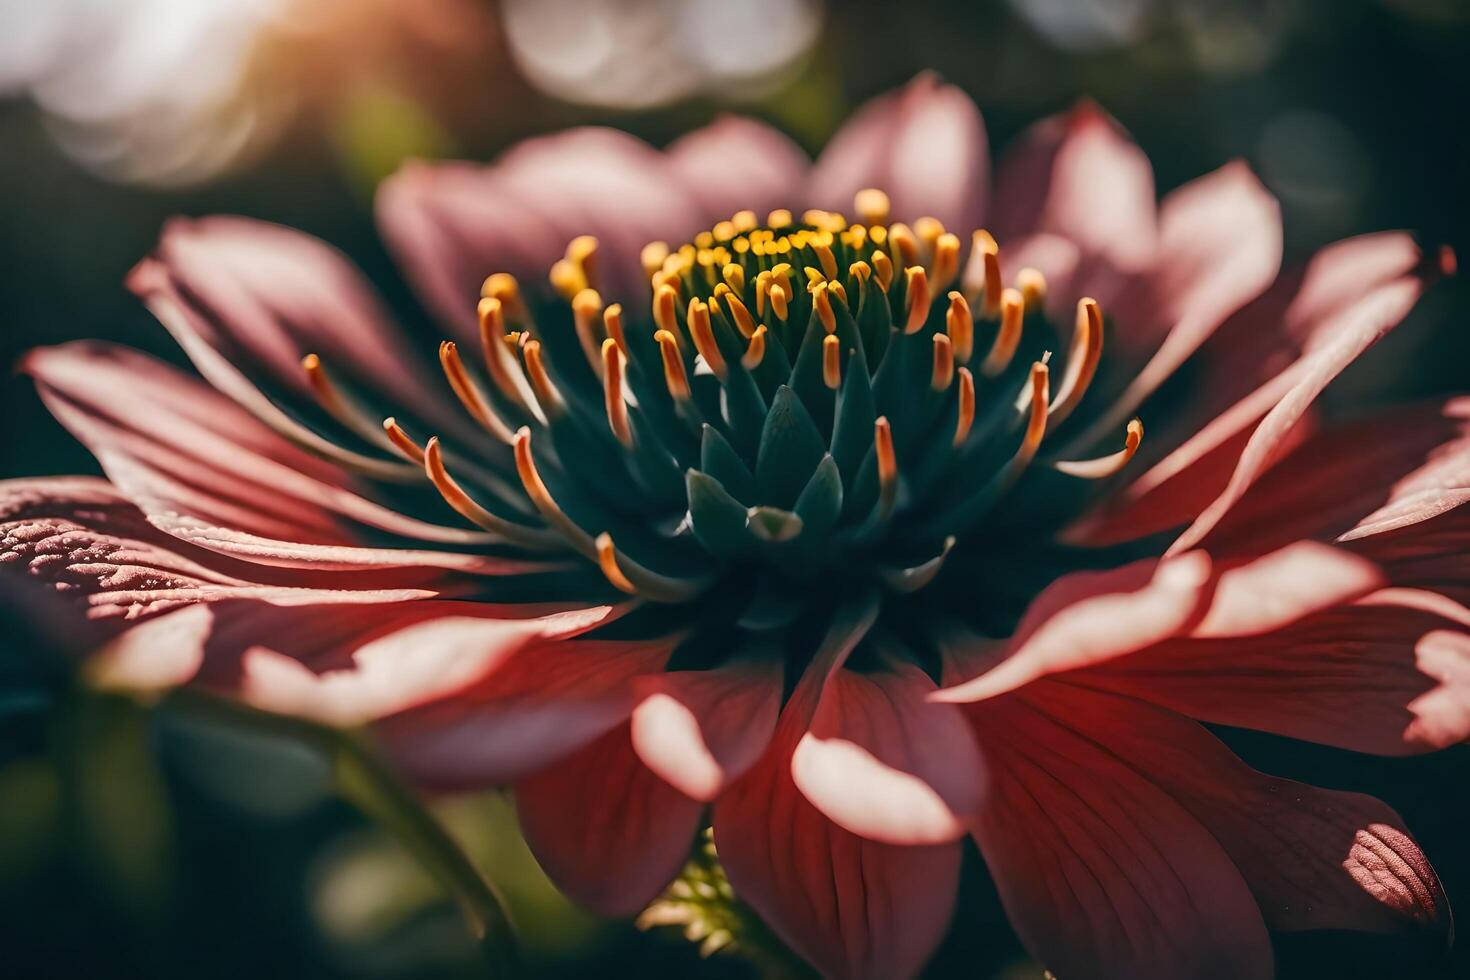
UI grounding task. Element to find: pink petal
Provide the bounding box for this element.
[629,659,782,802]
[89,597,618,723]
[808,73,988,233]
[130,217,452,422]
[0,477,516,634]
[935,553,1213,703]
[374,635,678,789]
[713,704,961,979]
[516,723,704,916]
[791,660,984,844]
[1025,681,1448,937]
[664,114,811,219]
[963,688,1273,980]
[992,101,1157,278]
[1168,276,1433,555]
[22,343,521,570]
[1076,162,1281,449]
[1083,588,1470,755]
[378,128,705,321]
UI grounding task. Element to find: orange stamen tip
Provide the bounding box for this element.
[603,303,628,355]
[655,329,692,400]
[767,208,793,228]
[954,367,976,447]
[653,283,680,335]
[871,250,894,290]
[849,260,872,284]
[983,288,1025,378]
[687,297,727,379]
[813,282,836,333]
[945,291,974,363]
[1018,267,1047,310]
[904,266,931,333]
[641,241,670,278]
[770,281,790,320]
[823,334,841,389]
[742,325,767,370]
[601,338,633,447]
[1054,417,1144,479]
[595,532,640,595]
[932,232,961,289]
[875,416,897,489]
[932,333,955,390]
[889,223,920,267]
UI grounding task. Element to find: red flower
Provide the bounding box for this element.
[3,76,1462,978]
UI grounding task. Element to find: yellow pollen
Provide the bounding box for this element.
[549,258,585,301]
[813,242,839,280]
[687,297,727,380]
[601,338,633,448]
[914,216,945,259]
[983,288,1025,377]
[904,266,931,334]
[954,368,975,447]
[770,280,791,321]
[823,334,841,389]
[655,329,692,400]
[768,208,793,228]
[566,235,599,291]
[694,231,714,249]
[849,260,872,285]
[932,333,955,390]
[946,291,974,363]
[755,270,772,316]
[732,209,758,232]
[652,269,682,295]
[712,220,736,242]
[869,225,888,247]
[828,280,847,306]
[742,325,767,370]
[482,273,528,324]
[804,266,826,287]
[854,188,891,226]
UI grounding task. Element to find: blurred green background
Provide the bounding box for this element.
[2,0,1468,976]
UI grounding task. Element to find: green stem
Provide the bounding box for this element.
[167,691,519,976]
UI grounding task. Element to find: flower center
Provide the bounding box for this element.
[307,189,1142,609]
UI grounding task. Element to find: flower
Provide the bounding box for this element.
[3,75,1464,978]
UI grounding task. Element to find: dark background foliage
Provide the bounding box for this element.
[2,0,1468,976]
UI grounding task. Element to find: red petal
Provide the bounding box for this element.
[516,723,704,916]
[1085,588,1470,755]
[22,343,524,570]
[992,101,1157,278]
[965,687,1273,980]
[375,635,677,789]
[629,659,782,802]
[792,661,984,844]
[807,73,988,233]
[1023,681,1448,937]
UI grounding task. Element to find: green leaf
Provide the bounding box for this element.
[687,470,756,558]
[755,386,827,508]
[700,424,756,503]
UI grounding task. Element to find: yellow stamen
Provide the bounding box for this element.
[813,282,836,333]
[804,266,826,287]
[723,262,746,293]
[828,280,847,306]
[603,303,628,356]
[602,338,633,447]
[904,266,931,334]
[854,188,891,226]
[655,329,692,400]
[1017,267,1047,312]
[641,241,670,279]
[823,334,841,389]
[566,235,599,291]
[932,333,955,390]
[732,209,758,232]
[1054,419,1143,479]
[945,291,974,363]
[687,297,727,380]
[813,242,838,280]
[871,250,894,291]
[770,281,790,321]
[653,283,680,336]
[1050,298,1104,425]
[482,273,528,324]
[953,368,975,447]
[712,221,736,242]
[477,298,541,421]
[651,269,682,295]
[768,208,793,229]
[914,216,945,261]
[755,270,772,316]
[889,222,920,267]
[932,232,961,290]
[549,258,585,301]
[572,288,605,376]
[849,260,872,286]
[724,290,757,339]
[439,341,514,442]
[982,288,1025,377]
[742,325,767,370]
[522,340,567,419]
